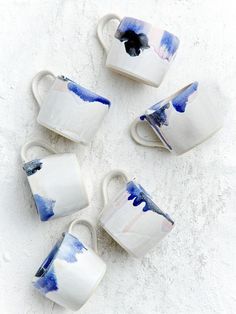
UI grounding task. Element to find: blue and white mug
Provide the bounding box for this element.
[32,70,111,143]
[99,170,174,258]
[130,81,225,155]
[33,219,106,311]
[21,140,89,221]
[97,14,180,87]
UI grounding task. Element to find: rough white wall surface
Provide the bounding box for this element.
[0,0,235,313]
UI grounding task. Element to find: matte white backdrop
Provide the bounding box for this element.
[0,0,235,313]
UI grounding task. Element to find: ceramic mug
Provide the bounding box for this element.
[130,81,225,155]
[99,170,174,258]
[97,14,180,87]
[21,140,89,221]
[32,70,111,143]
[33,219,106,311]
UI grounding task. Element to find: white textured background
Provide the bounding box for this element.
[0,1,235,313]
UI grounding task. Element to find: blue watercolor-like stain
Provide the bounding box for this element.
[117,17,146,35]
[33,194,56,221]
[23,159,42,176]
[172,82,198,113]
[34,267,58,294]
[115,17,149,56]
[34,234,87,294]
[57,233,87,263]
[126,181,174,225]
[58,75,110,106]
[159,31,180,61]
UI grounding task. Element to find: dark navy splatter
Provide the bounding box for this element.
[146,103,170,127]
[172,82,198,112]
[33,194,56,221]
[23,159,42,176]
[115,17,149,56]
[126,181,174,225]
[159,31,180,61]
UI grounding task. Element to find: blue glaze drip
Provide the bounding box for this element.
[23,159,42,176]
[126,181,174,225]
[67,81,110,106]
[159,31,180,61]
[115,18,149,57]
[172,82,198,112]
[33,194,56,221]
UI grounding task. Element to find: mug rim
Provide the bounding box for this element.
[121,16,179,38]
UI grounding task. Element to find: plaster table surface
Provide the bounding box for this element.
[0,1,235,313]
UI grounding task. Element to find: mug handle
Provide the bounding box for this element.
[68,219,98,253]
[97,13,121,53]
[102,169,129,208]
[21,139,57,163]
[32,70,56,107]
[130,117,165,148]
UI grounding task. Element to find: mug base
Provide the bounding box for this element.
[101,223,141,258]
[37,119,88,145]
[68,262,107,311]
[106,64,160,88]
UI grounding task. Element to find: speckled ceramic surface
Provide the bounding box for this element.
[131,81,225,155]
[97,14,179,87]
[33,219,106,311]
[21,140,89,221]
[100,170,174,257]
[32,71,111,144]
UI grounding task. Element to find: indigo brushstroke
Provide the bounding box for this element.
[23,159,42,176]
[115,17,150,56]
[33,194,56,221]
[126,181,174,225]
[58,75,110,106]
[172,81,198,112]
[158,31,180,61]
[34,234,87,294]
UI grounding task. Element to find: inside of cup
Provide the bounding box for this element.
[35,234,64,278]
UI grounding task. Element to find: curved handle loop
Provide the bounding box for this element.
[102,169,129,208]
[32,70,56,107]
[130,117,165,148]
[97,13,121,53]
[68,219,98,253]
[21,139,57,163]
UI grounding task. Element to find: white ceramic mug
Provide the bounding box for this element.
[21,140,89,221]
[99,170,174,258]
[32,70,111,143]
[130,81,225,155]
[33,219,106,311]
[97,14,180,87]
